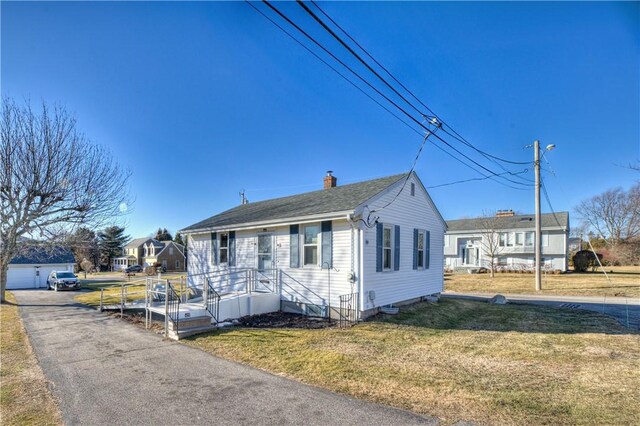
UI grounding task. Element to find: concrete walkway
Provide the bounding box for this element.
[13,289,436,425]
[442,291,640,330]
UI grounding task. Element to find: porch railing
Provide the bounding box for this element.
[204,278,221,324]
[165,280,181,338]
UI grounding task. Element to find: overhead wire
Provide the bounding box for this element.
[306,0,533,175]
[243,1,425,139]
[259,0,534,189]
[427,169,529,189]
[244,1,530,197]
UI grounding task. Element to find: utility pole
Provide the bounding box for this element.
[534,140,542,292]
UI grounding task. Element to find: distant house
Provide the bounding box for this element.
[444,210,570,271]
[112,238,185,271]
[7,246,75,289]
[180,172,446,319]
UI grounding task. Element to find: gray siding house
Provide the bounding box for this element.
[444,211,570,271]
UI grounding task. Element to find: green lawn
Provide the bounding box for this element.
[445,266,640,298]
[184,299,640,425]
[1,292,62,425]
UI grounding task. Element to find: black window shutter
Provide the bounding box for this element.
[376,222,383,272]
[321,220,332,269]
[211,232,217,266]
[425,230,431,269]
[290,225,299,268]
[228,231,236,267]
[394,225,400,271]
[413,228,418,270]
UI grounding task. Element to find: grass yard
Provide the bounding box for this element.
[184,299,640,425]
[0,292,62,425]
[445,266,640,298]
[75,272,187,308]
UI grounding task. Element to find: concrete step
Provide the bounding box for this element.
[168,324,218,340]
[167,315,212,331]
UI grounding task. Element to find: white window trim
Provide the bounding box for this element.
[515,232,524,246]
[382,225,393,271]
[525,231,534,246]
[219,233,229,264]
[302,224,321,268]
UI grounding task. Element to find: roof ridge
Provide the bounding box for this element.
[181,172,409,232]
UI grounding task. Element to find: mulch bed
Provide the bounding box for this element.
[236,312,337,329]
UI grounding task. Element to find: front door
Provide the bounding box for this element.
[257,234,274,272]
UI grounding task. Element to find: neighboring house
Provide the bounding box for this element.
[180,171,446,319]
[568,237,583,253]
[112,238,185,271]
[444,210,570,271]
[7,246,75,289]
[143,240,186,271]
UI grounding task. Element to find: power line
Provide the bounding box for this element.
[243,1,425,139]
[307,0,532,170]
[427,169,529,189]
[260,0,533,189]
[245,1,522,193]
[540,176,563,227]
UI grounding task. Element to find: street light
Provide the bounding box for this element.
[534,140,556,291]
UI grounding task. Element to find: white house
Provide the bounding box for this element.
[179,172,446,319]
[444,210,570,271]
[7,246,75,289]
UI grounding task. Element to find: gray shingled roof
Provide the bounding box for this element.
[446,212,569,231]
[181,173,407,232]
[126,237,154,248]
[10,246,75,265]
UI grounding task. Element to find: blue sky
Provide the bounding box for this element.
[2,1,638,238]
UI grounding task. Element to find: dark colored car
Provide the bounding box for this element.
[125,265,143,273]
[47,271,80,291]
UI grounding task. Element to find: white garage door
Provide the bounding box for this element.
[7,264,74,289]
[7,266,37,289]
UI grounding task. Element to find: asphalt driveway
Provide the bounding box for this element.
[13,289,436,425]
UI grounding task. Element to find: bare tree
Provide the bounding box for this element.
[80,258,94,279]
[0,98,130,302]
[575,183,640,244]
[478,210,506,278]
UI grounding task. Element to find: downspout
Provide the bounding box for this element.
[346,213,363,318]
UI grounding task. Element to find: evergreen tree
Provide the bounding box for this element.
[98,226,130,269]
[174,232,184,246]
[155,227,173,241]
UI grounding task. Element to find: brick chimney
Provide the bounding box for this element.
[496,209,515,217]
[323,171,337,189]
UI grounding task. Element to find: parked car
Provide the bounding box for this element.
[47,271,80,291]
[125,265,143,273]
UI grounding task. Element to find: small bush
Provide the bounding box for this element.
[573,250,603,272]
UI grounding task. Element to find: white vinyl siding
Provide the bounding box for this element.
[361,174,445,309]
[188,221,354,310]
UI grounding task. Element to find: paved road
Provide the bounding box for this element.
[442,291,640,330]
[14,289,436,426]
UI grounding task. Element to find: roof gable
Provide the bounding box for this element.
[181,173,408,232]
[126,237,155,249]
